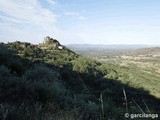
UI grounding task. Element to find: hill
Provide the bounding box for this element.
[0,38,160,120]
[69,45,160,98]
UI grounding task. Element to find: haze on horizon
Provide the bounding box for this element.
[0,0,160,45]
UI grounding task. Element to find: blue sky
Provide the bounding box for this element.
[0,0,160,45]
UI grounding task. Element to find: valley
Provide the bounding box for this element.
[68,45,160,99]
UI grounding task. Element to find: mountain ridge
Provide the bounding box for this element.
[67,44,160,49]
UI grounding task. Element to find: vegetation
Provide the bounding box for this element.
[73,46,160,99]
[0,41,160,120]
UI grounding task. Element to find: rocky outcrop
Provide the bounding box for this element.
[40,36,64,50]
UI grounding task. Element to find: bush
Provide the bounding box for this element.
[23,65,59,82]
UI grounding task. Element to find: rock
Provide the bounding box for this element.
[41,36,63,50]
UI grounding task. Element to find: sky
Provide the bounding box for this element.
[0,0,160,45]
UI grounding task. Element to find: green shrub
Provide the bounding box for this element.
[23,65,59,82]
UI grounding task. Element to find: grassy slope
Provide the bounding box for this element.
[0,42,160,120]
[76,47,160,99]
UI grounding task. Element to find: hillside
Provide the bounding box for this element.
[69,46,160,98]
[0,38,160,120]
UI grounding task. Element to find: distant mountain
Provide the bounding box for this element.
[67,44,158,50]
[67,44,160,57]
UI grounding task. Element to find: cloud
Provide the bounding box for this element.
[64,12,87,20]
[0,0,57,43]
[46,0,56,5]
[79,16,88,20]
[64,12,80,16]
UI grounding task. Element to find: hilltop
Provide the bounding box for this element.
[0,38,160,120]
